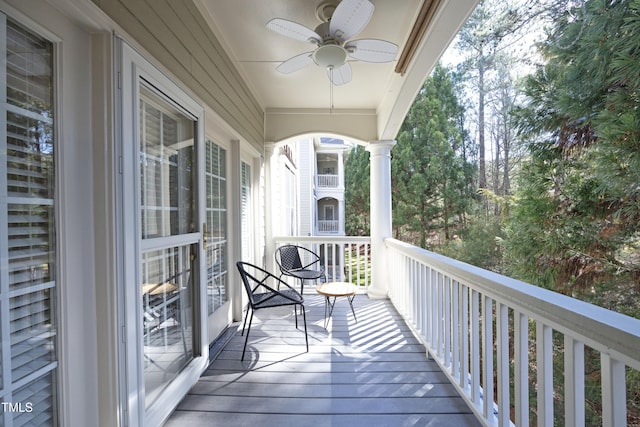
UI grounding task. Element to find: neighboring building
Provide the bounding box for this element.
[269,137,350,239]
[313,137,349,237]
[271,136,350,280]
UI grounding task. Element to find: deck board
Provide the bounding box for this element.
[166,293,480,427]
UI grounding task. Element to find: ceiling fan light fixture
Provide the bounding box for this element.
[313,44,347,69]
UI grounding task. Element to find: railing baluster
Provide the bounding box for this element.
[437,272,443,358]
[452,280,459,380]
[601,354,626,427]
[364,243,369,289]
[514,310,529,427]
[461,284,469,391]
[444,276,451,370]
[483,295,494,420]
[431,268,437,349]
[338,243,344,281]
[417,263,424,337]
[471,290,481,405]
[496,303,509,427]
[409,257,415,323]
[355,243,361,286]
[564,336,585,427]
[347,243,354,283]
[537,322,553,427]
[412,260,422,330]
[331,243,337,280]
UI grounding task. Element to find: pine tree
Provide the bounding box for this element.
[392,64,475,248]
[344,145,370,236]
[507,0,640,314]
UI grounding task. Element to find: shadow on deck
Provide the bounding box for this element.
[166,293,480,427]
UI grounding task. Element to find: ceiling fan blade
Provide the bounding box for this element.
[346,39,398,63]
[276,52,314,74]
[327,63,352,86]
[266,18,321,44]
[329,0,374,42]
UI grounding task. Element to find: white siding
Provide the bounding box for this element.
[91,0,264,151]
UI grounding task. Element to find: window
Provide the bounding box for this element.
[0,17,57,425]
[205,141,227,313]
[240,162,252,262]
[324,205,335,221]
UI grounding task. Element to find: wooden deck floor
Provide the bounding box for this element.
[165,293,480,427]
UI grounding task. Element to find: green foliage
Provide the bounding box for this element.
[439,214,504,272]
[344,145,370,236]
[392,64,476,248]
[505,0,640,303]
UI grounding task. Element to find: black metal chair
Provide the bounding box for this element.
[236,261,308,361]
[275,245,326,294]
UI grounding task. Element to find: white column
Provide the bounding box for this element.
[366,140,396,299]
[263,143,277,272]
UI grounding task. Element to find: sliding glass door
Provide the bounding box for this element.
[118,39,208,426]
[138,84,197,408]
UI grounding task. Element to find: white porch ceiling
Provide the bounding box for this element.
[195,0,478,143]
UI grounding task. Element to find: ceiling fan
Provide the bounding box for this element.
[266,0,398,86]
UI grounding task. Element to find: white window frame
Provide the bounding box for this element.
[0,12,61,426]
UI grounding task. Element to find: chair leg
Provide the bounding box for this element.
[241,306,251,336]
[241,310,254,361]
[301,305,308,352]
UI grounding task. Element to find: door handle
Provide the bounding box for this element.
[202,222,208,246]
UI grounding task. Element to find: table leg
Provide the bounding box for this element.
[348,294,357,323]
[324,296,338,329]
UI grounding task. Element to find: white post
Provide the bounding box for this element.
[264,142,277,271]
[366,140,395,299]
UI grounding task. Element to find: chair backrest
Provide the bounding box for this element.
[236,261,302,309]
[277,245,303,271]
[236,261,262,307]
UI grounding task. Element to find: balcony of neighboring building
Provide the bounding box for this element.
[317,173,340,189]
[317,197,343,235]
[316,151,343,190]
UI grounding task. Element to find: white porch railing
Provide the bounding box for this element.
[317,220,339,233]
[273,236,371,288]
[317,174,339,188]
[386,238,640,427]
[270,236,640,425]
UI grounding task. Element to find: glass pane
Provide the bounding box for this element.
[8,204,54,292]
[141,245,194,408]
[10,288,55,382]
[139,85,195,239]
[205,141,227,314]
[6,21,53,113]
[6,111,54,199]
[13,370,55,426]
[240,162,252,261]
[206,242,227,314]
